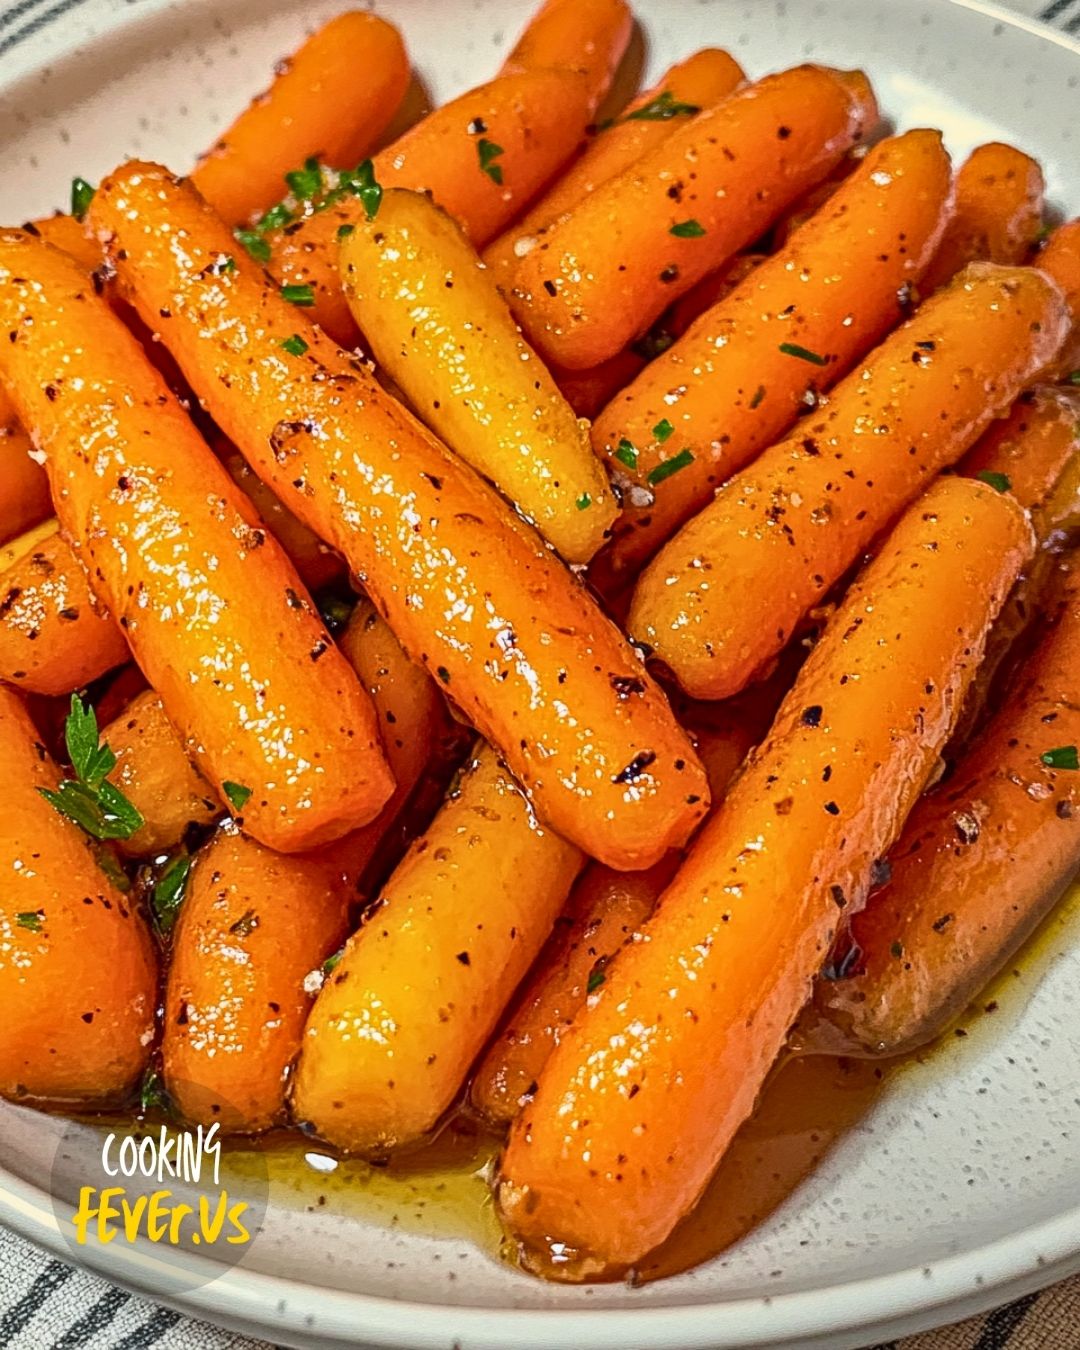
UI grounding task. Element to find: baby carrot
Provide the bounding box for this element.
[508,65,879,370]
[921,142,1045,293]
[26,213,103,272]
[101,691,221,858]
[483,49,746,286]
[498,475,1032,1275]
[815,553,1080,1057]
[0,686,157,1104]
[93,163,708,871]
[163,826,350,1133]
[0,521,129,696]
[630,263,1069,701]
[499,0,631,114]
[591,130,953,583]
[292,744,585,1153]
[190,12,409,227]
[0,229,393,852]
[268,68,595,343]
[0,395,51,545]
[338,188,616,563]
[1037,218,1080,377]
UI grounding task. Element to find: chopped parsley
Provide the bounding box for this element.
[281,283,315,307]
[614,438,639,470]
[280,333,309,357]
[587,964,606,993]
[653,418,674,443]
[576,492,592,510]
[139,1070,169,1114]
[625,90,701,123]
[477,138,505,186]
[323,948,344,975]
[222,781,253,813]
[337,223,355,241]
[39,694,144,841]
[339,159,382,221]
[749,384,766,409]
[1042,745,1079,770]
[647,448,694,486]
[235,230,271,264]
[16,911,43,933]
[284,156,324,201]
[70,177,95,222]
[150,854,192,935]
[670,219,706,238]
[779,342,828,366]
[1068,370,1080,386]
[258,201,294,232]
[976,470,1011,494]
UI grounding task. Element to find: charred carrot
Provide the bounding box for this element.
[0,395,51,545]
[268,69,595,343]
[163,826,350,1133]
[92,163,708,871]
[509,65,878,370]
[500,0,631,114]
[338,188,616,563]
[0,521,128,696]
[921,142,1045,293]
[591,130,953,584]
[293,743,585,1153]
[0,229,393,852]
[630,263,1068,701]
[191,12,409,227]
[815,552,1080,1057]
[484,49,746,286]
[0,686,157,1104]
[1038,218,1080,377]
[498,475,1032,1275]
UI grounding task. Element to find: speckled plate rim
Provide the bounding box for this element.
[1,0,1080,1346]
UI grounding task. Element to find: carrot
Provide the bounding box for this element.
[508,65,879,371]
[483,49,747,287]
[553,347,648,420]
[499,0,631,114]
[768,147,865,249]
[190,11,409,227]
[163,826,350,1133]
[0,229,394,852]
[92,163,708,871]
[0,685,157,1104]
[921,142,1045,294]
[338,188,617,564]
[292,743,585,1153]
[27,212,103,272]
[1037,218,1080,377]
[629,263,1068,701]
[0,394,51,545]
[590,130,953,584]
[498,475,1033,1275]
[815,552,1080,1057]
[0,520,128,696]
[267,69,595,344]
[102,691,221,858]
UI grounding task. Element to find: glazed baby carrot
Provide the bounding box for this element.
[27,212,102,272]
[0,520,129,696]
[0,395,50,545]
[292,744,585,1153]
[921,142,1045,293]
[591,130,953,583]
[1038,218,1080,377]
[0,229,393,852]
[102,691,221,858]
[268,69,595,343]
[164,826,351,1133]
[0,686,157,1103]
[190,11,409,227]
[483,49,747,286]
[93,163,708,871]
[499,0,631,114]
[338,188,617,564]
[815,553,1080,1057]
[509,65,879,370]
[499,475,1032,1275]
[630,263,1068,701]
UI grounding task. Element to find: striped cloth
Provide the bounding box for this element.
[2,0,1079,1345]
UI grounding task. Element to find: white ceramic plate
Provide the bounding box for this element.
[2,1,1080,1347]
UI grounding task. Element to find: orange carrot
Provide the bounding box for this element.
[508,65,878,370]
[293,743,585,1153]
[815,552,1080,1057]
[268,69,595,343]
[484,49,746,287]
[768,146,866,249]
[591,130,953,584]
[0,686,157,1104]
[27,212,103,272]
[93,163,708,871]
[190,12,409,227]
[630,263,1068,701]
[921,142,1045,293]
[499,0,632,114]
[1037,218,1080,377]
[0,394,51,545]
[163,826,350,1132]
[498,475,1032,1275]
[0,229,393,852]
[0,521,128,696]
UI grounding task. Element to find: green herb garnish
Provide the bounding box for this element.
[338,159,382,221]
[16,911,43,933]
[323,948,344,976]
[647,448,695,486]
[150,854,192,935]
[653,418,674,443]
[614,438,638,470]
[1068,371,1080,386]
[1042,745,1079,770]
[285,156,324,202]
[337,223,355,241]
[235,229,271,264]
[749,384,766,409]
[281,283,315,307]
[576,492,592,510]
[976,470,1011,494]
[280,333,309,357]
[477,138,505,186]
[258,201,294,233]
[779,342,828,366]
[670,219,706,239]
[139,1070,169,1114]
[223,781,253,813]
[625,90,701,123]
[39,695,144,841]
[587,964,606,993]
[70,177,95,222]
[316,590,355,634]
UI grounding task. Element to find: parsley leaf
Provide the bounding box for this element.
[323,947,344,975]
[750,384,766,409]
[779,342,828,366]
[976,470,1011,494]
[337,223,355,241]
[258,201,294,233]
[625,90,701,123]
[70,177,96,222]
[139,1069,169,1114]
[16,911,43,933]
[670,219,706,238]
[614,438,638,470]
[1068,370,1080,386]
[281,283,315,307]
[223,781,253,813]
[235,229,271,264]
[653,419,674,443]
[38,695,144,841]
[1042,745,1079,770]
[587,963,606,993]
[280,334,309,357]
[285,156,324,202]
[576,492,592,510]
[477,138,505,185]
[150,854,192,935]
[647,448,695,486]
[337,159,382,221]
